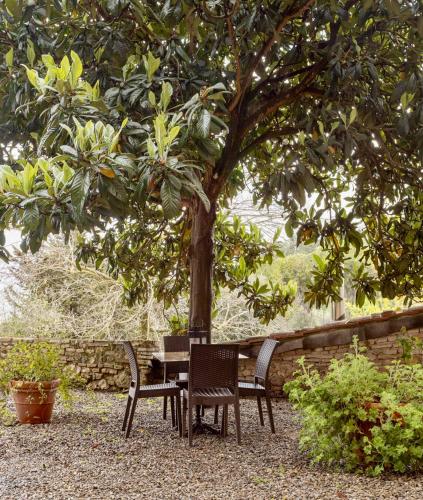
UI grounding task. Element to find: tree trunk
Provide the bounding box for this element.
[189,198,217,343]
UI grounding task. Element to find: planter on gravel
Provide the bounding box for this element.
[0,342,78,425]
[10,379,60,424]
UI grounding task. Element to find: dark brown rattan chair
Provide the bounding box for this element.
[122,341,182,438]
[162,335,189,425]
[238,338,279,433]
[182,344,241,446]
[188,330,209,415]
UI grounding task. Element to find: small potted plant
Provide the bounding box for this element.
[0,341,77,424]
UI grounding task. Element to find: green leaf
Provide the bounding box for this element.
[5,0,21,19]
[26,40,36,67]
[356,288,365,307]
[193,185,210,213]
[22,204,39,231]
[5,47,13,69]
[160,181,181,219]
[22,162,38,195]
[143,51,160,82]
[70,170,90,216]
[239,255,246,276]
[154,114,167,157]
[147,138,155,157]
[197,109,211,138]
[167,126,180,144]
[160,82,173,111]
[25,67,40,91]
[70,51,83,87]
[59,55,70,80]
[349,107,357,125]
[41,54,55,68]
[312,253,325,271]
[148,91,156,107]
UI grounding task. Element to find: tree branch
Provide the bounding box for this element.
[243,0,360,108]
[237,126,299,161]
[228,0,317,112]
[241,61,326,134]
[226,10,242,97]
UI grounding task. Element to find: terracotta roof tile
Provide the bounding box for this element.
[237,306,423,351]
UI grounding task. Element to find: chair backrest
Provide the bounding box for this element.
[163,335,190,352]
[254,339,279,386]
[163,335,189,374]
[189,344,239,391]
[122,341,140,387]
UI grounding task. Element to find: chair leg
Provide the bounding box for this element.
[163,396,167,420]
[234,399,241,445]
[170,396,175,427]
[214,405,219,425]
[265,395,275,433]
[122,395,132,431]
[125,397,138,438]
[188,400,193,446]
[182,397,187,438]
[257,396,264,426]
[163,364,167,420]
[221,405,228,438]
[225,405,229,437]
[175,394,182,437]
[201,405,205,417]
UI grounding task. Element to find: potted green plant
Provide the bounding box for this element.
[0,341,77,424]
[284,337,423,476]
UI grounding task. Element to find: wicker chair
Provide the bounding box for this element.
[182,344,241,446]
[238,338,279,433]
[121,341,182,438]
[162,335,189,425]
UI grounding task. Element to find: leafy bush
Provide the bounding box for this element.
[0,341,79,403]
[284,338,423,475]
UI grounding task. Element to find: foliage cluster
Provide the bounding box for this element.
[0,237,407,342]
[284,337,423,475]
[0,341,79,402]
[0,0,422,332]
[0,236,298,340]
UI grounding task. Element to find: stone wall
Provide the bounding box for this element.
[1,307,422,395]
[237,307,423,394]
[0,337,159,391]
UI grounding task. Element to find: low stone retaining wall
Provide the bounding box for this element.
[1,308,422,395]
[238,307,423,394]
[0,337,159,391]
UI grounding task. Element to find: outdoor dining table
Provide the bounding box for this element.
[152,350,248,434]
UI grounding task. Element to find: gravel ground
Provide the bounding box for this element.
[0,391,421,500]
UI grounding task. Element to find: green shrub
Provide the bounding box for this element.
[0,341,79,403]
[284,338,423,476]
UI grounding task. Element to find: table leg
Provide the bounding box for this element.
[191,405,220,435]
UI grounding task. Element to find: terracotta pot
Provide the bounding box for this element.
[10,380,60,424]
[355,401,407,464]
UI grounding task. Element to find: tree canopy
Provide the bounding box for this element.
[0,0,422,334]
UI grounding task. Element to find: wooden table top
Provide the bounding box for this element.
[152,351,248,363]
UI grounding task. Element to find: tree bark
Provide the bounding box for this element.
[189,197,217,343]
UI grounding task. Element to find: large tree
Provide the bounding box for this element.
[0,0,422,338]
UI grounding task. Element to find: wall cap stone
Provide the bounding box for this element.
[238,306,423,355]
